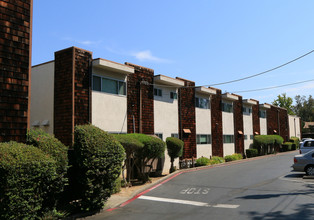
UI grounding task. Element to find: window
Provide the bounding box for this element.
[259,110,266,118]
[195,97,209,109]
[250,135,254,140]
[197,134,211,144]
[243,107,252,114]
[170,92,178,99]
[155,133,163,140]
[92,75,126,95]
[171,133,179,138]
[222,102,233,113]
[244,135,247,140]
[304,141,314,147]
[154,88,162,96]
[223,135,234,143]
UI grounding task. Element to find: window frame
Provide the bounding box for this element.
[221,101,233,113]
[195,97,210,109]
[154,88,163,97]
[223,135,234,143]
[92,74,127,96]
[196,134,211,144]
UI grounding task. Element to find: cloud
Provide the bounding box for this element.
[132,50,171,63]
[62,37,101,46]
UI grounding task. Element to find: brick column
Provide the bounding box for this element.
[267,105,278,136]
[233,94,244,155]
[279,108,289,141]
[0,0,32,143]
[126,63,154,134]
[251,99,260,135]
[210,88,223,157]
[177,77,196,159]
[54,47,92,146]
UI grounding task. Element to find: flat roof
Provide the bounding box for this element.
[222,93,239,101]
[243,99,258,105]
[154,75,185,87]
[93,58,134,75]
[195,86,217,95]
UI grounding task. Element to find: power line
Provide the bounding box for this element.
[151,49,314,89]
[230,79,314,93]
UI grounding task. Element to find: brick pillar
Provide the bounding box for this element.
[251,99,260,135]
[54,47,92,146]
[0,0,32,143]
[126,63,154,134]
[177,77,196,159]
[267,105,278,136]
[211,88,223,157]
[279,108,289,141]
[233,94,244,155]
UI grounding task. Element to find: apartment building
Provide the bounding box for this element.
[30,46,301,173]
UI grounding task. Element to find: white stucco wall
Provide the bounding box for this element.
[243,106,253,150]
[222,103,235,157]
[30,61,54,134]
[288,115,301,139]
[92,91,127,133]
[154,86,180,174]
[260,118,267,135]
[195,94,212,158]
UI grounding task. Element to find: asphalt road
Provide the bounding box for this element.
[94,151,314,220]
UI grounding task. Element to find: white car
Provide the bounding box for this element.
[299,139,314,154]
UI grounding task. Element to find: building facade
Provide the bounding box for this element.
[30,46,301,173]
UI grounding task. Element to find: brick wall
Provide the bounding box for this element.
[0,0,32,142]
[54,47,92,146]
[251,99,260,135]
[177,77,196,159]
[210,88,223,157]
[233,94,244,155]
[126,63,154,134]
[266,105,289,141]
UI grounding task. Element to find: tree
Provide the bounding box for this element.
[272,93,294,115]
[293,95,314,122]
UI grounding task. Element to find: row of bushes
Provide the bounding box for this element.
[195,153,242,167]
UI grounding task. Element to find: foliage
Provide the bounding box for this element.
[282,142,293,152]
[195,157,211,167]
[112,177,121,194]
[112,134,144,183]
[211,156,225,164]
[253,135,284,155]
[0,142,58,219]
[72,124,125,211]
[293,95,314,122]
[26,129,68,209]
[166,137,184,173]
[224,153,243,162]
[127,133,165,182]
[289,137,300,150]
[246,149,258,158]
[272,93,294,115]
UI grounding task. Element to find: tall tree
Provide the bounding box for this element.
[293,95,314,122]
[272,93,295,115]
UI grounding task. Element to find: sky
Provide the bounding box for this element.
[32,0,314,104]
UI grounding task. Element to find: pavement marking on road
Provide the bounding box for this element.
[138,195,239,209]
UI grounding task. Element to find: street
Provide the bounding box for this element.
[95,151,314,220]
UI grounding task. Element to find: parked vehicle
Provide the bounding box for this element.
[299,139,314,154]
[292,150,314,175]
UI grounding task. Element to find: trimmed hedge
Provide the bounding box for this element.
[72,125,125,211]
[26,129,68,209]
[289,137,300,150]
[166,137,184,173]
[0,142,58,219]
[224,153,243,162]
[211,156,225,164]
[282,142,293,152]
[246,149,258,158]
[195,157,211,167]
[253,135,284,155]
[127,133,165,182]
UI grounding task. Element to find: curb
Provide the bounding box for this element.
[104,150,298,212]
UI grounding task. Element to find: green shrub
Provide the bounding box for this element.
[224,153,243,162]
[26,129,68,209]
[127,133,165,182]
[253,135,284,155]
[112,177,121,194]
[195,157,211,167]
[72,125,125,211]
[0,142,58,219]
[282,142,293,151]
[289,137,300,150]
[246,149,258,158]
[210,156,225,164]
[166,137,184,172]
[113,134,144,182]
